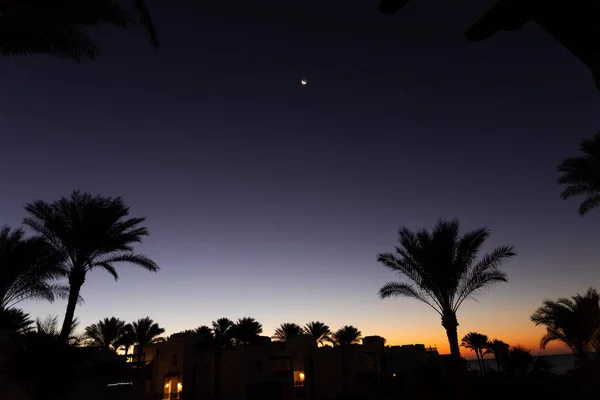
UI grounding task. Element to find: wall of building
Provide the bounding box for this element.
[144,334,438,400]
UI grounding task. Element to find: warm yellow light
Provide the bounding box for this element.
[299,373,305,381]
[165,383,170,388]
[177,383,182,391]
[392,373,396,377]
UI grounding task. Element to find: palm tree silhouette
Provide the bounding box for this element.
[504,346,533,377]
[0,226,66,311]
[31,314,81,346]
[116,327,136,356]
[303,321,332,346]
[211,318,235,400]
[194,325,214,339]
[331,325,362,397]
[84,317,127,351]
[377,218,515,358]
[0,0,159,61]
[484,339,510,373]
[0,308,33,334]
[272,323,303,343]
[461,332,489,375]
[128,317,165,361]
[557,132,600,216]
[231,317,263,346]
[24,190,159,342]
[531,287,600,365]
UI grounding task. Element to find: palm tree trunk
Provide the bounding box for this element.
[441,312,460,358]
[479,350,486,375]
[60,278,83,342]
[475,352,482,374]
[441,312,464,399]
[214,349,221,400]
[495,355,501,373]
[341,345,348,398]
[576,346,589,367]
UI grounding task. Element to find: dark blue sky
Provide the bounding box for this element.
[1,0,599,352]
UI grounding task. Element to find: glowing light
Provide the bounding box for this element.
[299,373,305,381]
[177,383,182,391]
[107,382,133,387]
[301,79,307,86]
[165,383,170,388]
[392,373,396,377]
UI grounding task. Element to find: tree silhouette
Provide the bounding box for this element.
[331,325,362,397]
[128,317,165,360]
[484,339,510,373]
[504,346,533,378]
[116,326,136,355]
[0,226,66,311]
[29,314,81,346]
[461,332,489,375]
[194,325,214,340]
[303,321,332,346]
[557,132,600,216]
[0,308,33,334]
[531,287,600,365]
[84,317,127,351]
[377,218,515,358]
[378,0,600,90]
[231,317,263,346]
[0,0,159,61]
[24,190,158,342]
[211,318,235,400]
[272,322,303,343]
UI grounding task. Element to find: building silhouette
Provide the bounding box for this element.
[139,333,439,400]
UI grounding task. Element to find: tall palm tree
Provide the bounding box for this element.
[84,317,127,351]
[303,321,332,346]
[211,318,234,400]
[461,332,489,375]
[128,317,165,361]
[331,325,362,397]
[557,132,600,216]
[484,339,510,373]
[272,323,303,343]
[24,190,159,342]
[377,218,515,358]
[531,287,600,365]
[231,317,263,346]
[0,0,159,61]
[0,226,67,311]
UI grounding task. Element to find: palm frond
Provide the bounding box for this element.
[331,325,362,346]
[0,0,158,61]
[0,308,34,334]
[92,253,158,273]
[557,133,600,216]
[303,321,332,345]
[133,0,160,48]
[378,281,442,315]
[272,322,302,343]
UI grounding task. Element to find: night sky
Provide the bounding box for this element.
[2,0,600,355]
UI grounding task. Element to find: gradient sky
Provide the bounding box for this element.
[1,0,600,356]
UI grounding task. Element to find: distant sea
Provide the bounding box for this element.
[467,353,575,374]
